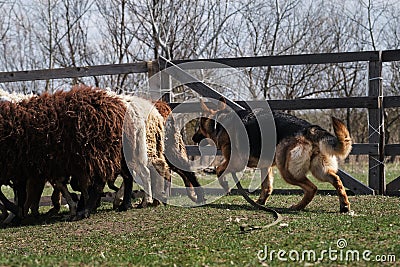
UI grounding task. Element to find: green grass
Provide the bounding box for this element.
[0,195,399,266]
[0,161,399,266]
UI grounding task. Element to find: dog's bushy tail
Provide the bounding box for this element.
[318,117,352,159]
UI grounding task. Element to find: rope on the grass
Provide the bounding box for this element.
[231,172,283,233]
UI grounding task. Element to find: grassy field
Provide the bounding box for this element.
[0,161,399,266]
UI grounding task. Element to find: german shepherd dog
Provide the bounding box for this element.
[192,98,352,212]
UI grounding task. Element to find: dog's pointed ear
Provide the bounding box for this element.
[200,98,211,113]
[218,97,227,111]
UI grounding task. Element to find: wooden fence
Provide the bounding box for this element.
[1,50,400,196]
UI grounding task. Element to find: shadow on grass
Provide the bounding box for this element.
[1,205,118,228]
[201,202,339,215]
[2,197,342,229]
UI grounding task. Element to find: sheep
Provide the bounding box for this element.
[0,98,32,220]
[0,85,148,221]
[0,89,52,221]
[113,99,206,206]
[0,89,33,103]
[35,87,151,217]
[0,89,59,220]
[0,89,65,219]
[113,95,170,208]
[153,101,205,204]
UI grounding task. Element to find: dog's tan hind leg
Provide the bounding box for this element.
[320,169,350,213]
[310,159,350,213]
[278,166,317,210]
[289,177,317,211]
[256,167,274,205]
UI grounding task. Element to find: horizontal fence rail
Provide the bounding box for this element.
[169,97,378,112]
[172,51,381,68]
[185,144,378,156]
[172,49,400,68]
[383,96,400,108]
[0,62,148,83]
[384,145,400,156]
[0,50,398,83]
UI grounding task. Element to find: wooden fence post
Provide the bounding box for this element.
[147,60,159,99]
[161,72,172,103]
[368,51,385,194]
[147,60,171,102]
[158,58,172,103]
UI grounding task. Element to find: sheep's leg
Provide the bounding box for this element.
[1,181,27,224]
[46,187,62,217]
[74,188,89,220]
[113,168,136,211]
[166,157,205,204]
[120,166,134,211]
[161,167,171,205]
[24,178,45,217]
[53,181,77,219]
[84,181,104,216]
[113,182,124,210]
[137,165,152,208]
[16,182,26,217]
[122,178,133,210]
[150,160,170,206]
[149,167,162,207]
[0,203,7,221]
[107,180,120,192]
[0,189,18,224]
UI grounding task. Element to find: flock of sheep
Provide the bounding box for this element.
[0,85,205,224]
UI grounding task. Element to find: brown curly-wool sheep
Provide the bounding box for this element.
[0,86,147,221]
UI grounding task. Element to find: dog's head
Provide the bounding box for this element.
[192,97,227,144]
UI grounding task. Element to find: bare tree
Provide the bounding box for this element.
[125,0,240,60]
[0,1,12,44]
[121,0,243,98]
[96,0,143,91]
[380,2,400,159]
[0,1,49,93]
[0,0,397,103]
[20,0,95,92]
